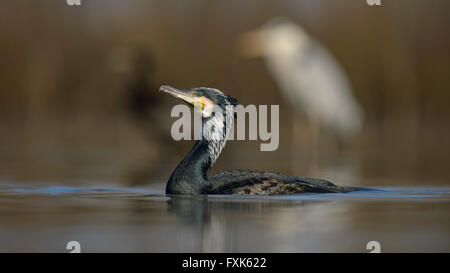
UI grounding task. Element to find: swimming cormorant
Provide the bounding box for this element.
[160,85,360,195]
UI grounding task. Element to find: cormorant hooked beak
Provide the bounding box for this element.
[159,85,215,118]
[159,85,196,105]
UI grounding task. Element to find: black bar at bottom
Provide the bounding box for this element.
[3,253,446,272]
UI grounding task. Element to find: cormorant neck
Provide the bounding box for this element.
[165,139,211,194]
[166,105,234,194]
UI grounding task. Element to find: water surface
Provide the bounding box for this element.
[0,181,449,252]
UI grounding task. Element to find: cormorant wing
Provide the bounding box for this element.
[205,169,348,195]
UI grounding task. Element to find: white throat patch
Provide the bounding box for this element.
[202,103,234,166]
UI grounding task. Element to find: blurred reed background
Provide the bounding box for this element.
[0,0,449,187]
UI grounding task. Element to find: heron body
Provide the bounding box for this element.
[241,18,363,139]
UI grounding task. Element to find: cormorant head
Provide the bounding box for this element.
[159,85,237,118]
[160,85,238,165]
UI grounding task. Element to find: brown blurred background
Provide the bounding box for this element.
[0,0,449,188]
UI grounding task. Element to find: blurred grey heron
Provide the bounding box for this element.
[239,18,363,174]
